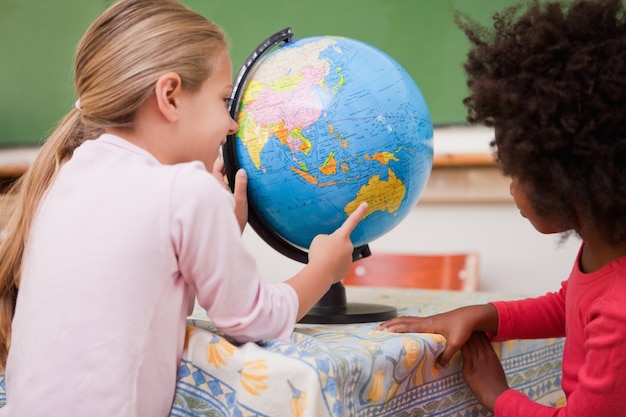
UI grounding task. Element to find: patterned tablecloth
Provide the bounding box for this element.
[0,286,565,416]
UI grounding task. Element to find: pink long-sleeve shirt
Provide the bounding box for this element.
[1,134,298,417]
[491,247,626,416]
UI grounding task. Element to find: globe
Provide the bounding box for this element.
[224,29,434,266]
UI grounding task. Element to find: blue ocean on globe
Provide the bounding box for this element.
[233,35,433,250]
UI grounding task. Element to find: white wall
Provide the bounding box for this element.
[243,202,581,297]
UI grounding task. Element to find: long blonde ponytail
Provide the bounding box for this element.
[0,108,85,369]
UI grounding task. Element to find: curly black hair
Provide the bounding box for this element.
[455,0,626,244]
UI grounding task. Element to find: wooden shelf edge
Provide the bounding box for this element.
[432,153,497,167]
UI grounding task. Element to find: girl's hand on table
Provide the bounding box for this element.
[377,304,498,367]
[461,331,509,413]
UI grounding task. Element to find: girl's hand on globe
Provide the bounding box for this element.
[231,169,249,233]
[211,158,248,233]
[309,202,369,285]
[211,157,229,188]
[286,202,368,320]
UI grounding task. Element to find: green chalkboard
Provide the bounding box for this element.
[0,0,519,147]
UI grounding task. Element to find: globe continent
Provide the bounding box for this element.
[234,36,433,249]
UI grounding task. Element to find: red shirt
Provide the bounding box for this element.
[491,246,626,416]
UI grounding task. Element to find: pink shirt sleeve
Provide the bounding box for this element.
[169,163,298,343]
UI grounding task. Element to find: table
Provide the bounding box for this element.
[176,287,565,416]
[0,287,565,416]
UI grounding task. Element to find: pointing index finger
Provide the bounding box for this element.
[339,202,368,235]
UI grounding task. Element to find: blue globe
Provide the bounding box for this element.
[227,34,433,259]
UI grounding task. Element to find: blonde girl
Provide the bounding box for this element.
[0,0,366,415]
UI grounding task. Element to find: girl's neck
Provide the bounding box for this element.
[579,233,626,273]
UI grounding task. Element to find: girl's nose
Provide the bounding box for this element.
[228,117,239,135]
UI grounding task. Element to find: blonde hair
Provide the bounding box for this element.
[0,0,227,369]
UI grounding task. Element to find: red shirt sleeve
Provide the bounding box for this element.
[490,281,567,341]
[490,252,626,417]
[494,296,626,417]
[495,389,561,416]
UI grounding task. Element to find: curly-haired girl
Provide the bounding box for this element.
[379,0,626,415]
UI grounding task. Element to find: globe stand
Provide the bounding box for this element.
[299,282,397,324]
[223,27,397,325]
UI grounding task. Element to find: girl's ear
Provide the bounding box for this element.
[154,72,183,122]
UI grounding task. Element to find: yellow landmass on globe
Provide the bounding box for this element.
[365,152,400,165]
[240,79,264,104]
[344,168,406,219]
[269,73,305,92]
[237,111,270,169]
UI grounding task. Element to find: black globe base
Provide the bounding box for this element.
[299,302,397,324]
[299,282,397,324]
